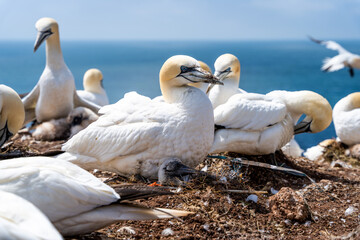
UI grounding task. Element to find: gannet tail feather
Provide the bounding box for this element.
[54,203,193,236]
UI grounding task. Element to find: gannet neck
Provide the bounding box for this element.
[269,90,332,133]
[0,85,25,134]
[45,27,65,68]
[83,69,104,94]
[208,80,239,108]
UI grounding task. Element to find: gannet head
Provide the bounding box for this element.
[83,69,104,94]
[159,55,222,102]
[67,107,99,137]
[214,53,240,83]
[269,91,332,134]
[34,17,59,52]
[158,158,197,186]
[0,85,25,146]
[188,60,212,89]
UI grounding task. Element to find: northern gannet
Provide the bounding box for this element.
[310,36,360,77]
[207,54,247,109]
[281,138,304,158]
[77,68,109,106]
[57,55,222,180]
[0,157,191,236]
[0,190,62,240]
[22,17,100,124]
[210,90,332,155]
[333,92,360,145]
[0,85,25,147]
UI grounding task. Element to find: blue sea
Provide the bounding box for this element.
[0,40,359,150]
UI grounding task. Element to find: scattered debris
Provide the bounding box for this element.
[246,194,258,203]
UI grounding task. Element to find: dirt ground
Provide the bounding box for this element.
[1,132,360,240]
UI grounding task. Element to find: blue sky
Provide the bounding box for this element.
[0,0,359,40]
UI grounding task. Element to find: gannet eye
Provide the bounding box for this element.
[72,116,82,126]
[223,67,231,73]
[180,66,191,73]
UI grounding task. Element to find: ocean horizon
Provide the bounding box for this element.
[1,40,359,150]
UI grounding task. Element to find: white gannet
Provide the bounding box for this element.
[0,85,25,147]
[0,190,62,240]
[22,17,100,124]
[207,53,247,109]
[210,90,332,155]
[57,55,222,180]
[310,36,360,77]
[0,157,191,236]
[77,68,109,106]
[333,92,360,145]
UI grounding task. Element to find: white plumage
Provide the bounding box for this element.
[22,17,100,124]
[333,92,360,145]
[0,190,62,240]
[310,36,360,77]
[0,157,191,236]
[77,68,109,106]
[281,138,304,158]
[58,55,221,179]
[208,54,332,155]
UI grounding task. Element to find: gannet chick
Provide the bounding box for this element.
[67,107,99,137]
[0,190,62,240]
[211,90,332,155]
[0,85,25,147]
[188,60,212,92]
[158,158,197,186]
[32,107,98,140]
[22,17,100,124]
[77,68,109,106]
[208,53,247,109]
[57,55,222,181]
[303,139,335,161]
[281,138,304,158]
[310,36,360,77]
[0,157,192,236]
[333,92,360,145]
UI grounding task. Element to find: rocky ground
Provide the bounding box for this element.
[1,132,360,240]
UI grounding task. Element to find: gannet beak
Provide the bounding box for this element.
[34,29,53,52]
[180,67,223,85]
[294,120,312,134]
[214,68,231,82]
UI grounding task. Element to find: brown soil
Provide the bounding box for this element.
[2,132,360,240]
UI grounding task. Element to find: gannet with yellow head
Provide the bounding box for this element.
[208,53,247,109]
[57,55,222,181]
[333,92,360,145]
[0,190,62,240]
[0,157,192,236]
[0,85,24,147]
[22,17,100,124]
[210,90,332,155]
[77,68,109,106]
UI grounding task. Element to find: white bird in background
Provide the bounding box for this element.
[207,53,247,109]
[309,36,360,77]
[207,53,332,155]
[0,190,62,240]
[0,157,191,236]
[22,17,100,124]
[333,92,360,145]
[0,85,25,147]
[57,55,222,181]
[77,68,109,106]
